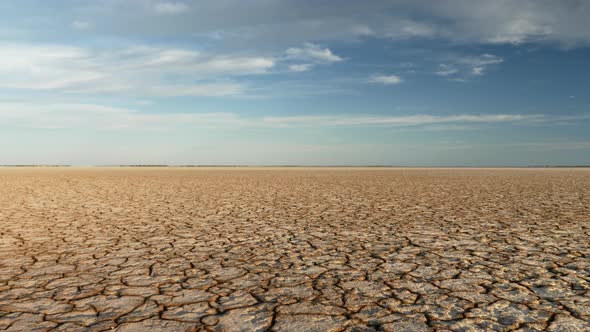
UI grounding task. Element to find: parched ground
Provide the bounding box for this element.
[0,168,589,332]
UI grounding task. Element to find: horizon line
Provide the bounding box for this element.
[1,165,590,169]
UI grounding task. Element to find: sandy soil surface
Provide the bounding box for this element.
[0,168,589,331]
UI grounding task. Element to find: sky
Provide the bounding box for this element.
[1,0,589,166]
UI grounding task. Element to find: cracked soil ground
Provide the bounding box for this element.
[0,167,589,331]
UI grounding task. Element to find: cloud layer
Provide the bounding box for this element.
[0,41,348,97]
[6,1,588,48]
[0,44,275,96]
[1,101,575,131]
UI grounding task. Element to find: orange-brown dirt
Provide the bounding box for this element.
[0,168,589,331]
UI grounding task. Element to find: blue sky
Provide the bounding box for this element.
[1,0,589,166]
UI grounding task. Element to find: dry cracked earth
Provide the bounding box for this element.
[0,167,589,332]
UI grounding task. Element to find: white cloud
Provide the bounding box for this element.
[288,64,313,72]
[435,64,458,76]
[71,20,90,30]
[458,54,504,67]
[387,20,437,39]
[368,74,402,85]
[401,22,435,37]
[153,2,189,14]
[437,54,504,78]
[0,44,104,90]
[471,67,485,75]
[460,54,503,76]
[285,43,343,63]
[145,83,243,97]
[509,141,590,151]
[4,1,590,49]
[0,43,274,96]
[350,25,373,36]
[0,102,248,131]
[2,99,587,134]
[390,2,587,47]
[202,56,274,74]
[261,114,541,127]
[485,17,553,45]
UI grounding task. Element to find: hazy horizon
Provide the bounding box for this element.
[1,1,589,166]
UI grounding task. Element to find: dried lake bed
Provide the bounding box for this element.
[0,167,589,331]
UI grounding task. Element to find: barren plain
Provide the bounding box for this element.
[0,167,589,331]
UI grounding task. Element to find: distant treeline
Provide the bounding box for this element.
[98,165,255,167]
[98,165,394,167]
[99,165,296,167]
[527,165,590,168]
[1,164,589,168]
[100,165,171,167]
[0,165,71,167]
[93,165,590,168]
